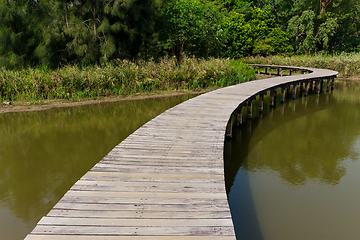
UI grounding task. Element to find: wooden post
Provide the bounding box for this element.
[326,78,331,92]
[316,80,320,94]
[265,68,268,75]
[292,84,297,99]
[258,67,260,75]
[320,79,324,93]
[299,82,304,95]
[286,85,291,100]
[269,68,272,76]
[259,94,264,113]
[236,107,243,127]
[280,68,283,77]
[311,80,315,92]
[281,87,286,103]
[226,118,232,138]
[331,77,335,91]
[277,68,280,76]
[247,100,253,119]
[290,69,293,76]
[270,90,275,108]
[304,81,309,96]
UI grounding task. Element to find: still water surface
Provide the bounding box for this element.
[225,81,360,240]
[0,94,195,240]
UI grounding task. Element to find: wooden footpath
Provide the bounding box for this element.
[25,65,338,239]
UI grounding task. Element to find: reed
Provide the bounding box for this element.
[0,57,255,103]
[245,53,360,78]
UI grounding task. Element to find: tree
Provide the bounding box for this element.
[222,5,293,57]
[151,0,224,61]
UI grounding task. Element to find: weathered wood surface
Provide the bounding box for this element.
[25,65,337,239]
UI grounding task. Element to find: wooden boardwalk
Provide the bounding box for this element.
[25,65,338,239]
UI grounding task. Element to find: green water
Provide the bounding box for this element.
[0,94,195,240]
[225,81,360,240]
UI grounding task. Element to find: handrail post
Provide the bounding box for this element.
[280,68,283,77]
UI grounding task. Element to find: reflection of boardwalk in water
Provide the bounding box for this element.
[25,65,337,239]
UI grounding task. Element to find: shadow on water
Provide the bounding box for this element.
[223,81,360,239]
[0,94,196,240]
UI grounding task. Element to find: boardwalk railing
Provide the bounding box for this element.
[25,65,338,240]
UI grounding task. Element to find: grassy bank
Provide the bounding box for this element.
[245,53,360,78]
[0,57,255,103]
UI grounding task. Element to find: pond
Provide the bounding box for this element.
[225,81,360,240]
[0,94,195,240]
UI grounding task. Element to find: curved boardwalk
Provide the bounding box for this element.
[25,65,337,239]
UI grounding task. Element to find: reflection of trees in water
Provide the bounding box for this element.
[225,85,360,192]
[0,95,192,226]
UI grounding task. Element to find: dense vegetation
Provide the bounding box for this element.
[0,57,255,102]
[1,0,359,69]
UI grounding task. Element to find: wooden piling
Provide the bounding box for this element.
[316,80,320,94]
[236,107,243,127]
[281,87,286,103]
[326,78,331,92]
[304,81,309,96]
[270,90,275,107]
[259,94,264,113]
[226,118,233,138]
[292,84,297,99]
[247,100,253,119]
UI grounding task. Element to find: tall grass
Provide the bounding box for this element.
[245,53,360,78]
[0,57,255,102]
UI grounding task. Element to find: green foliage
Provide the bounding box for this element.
[149,0,225,61]
[222,6,293,57]
[0,57,255,102]
[0,0,359,69]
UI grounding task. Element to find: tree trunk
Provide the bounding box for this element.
[178,40,185,62]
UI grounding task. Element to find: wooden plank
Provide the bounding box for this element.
[53,203,231,211]
[46,209,233,219]
[63,190,227,199]
[59,197,228,205]
[25,235,235,240]
[30,225,235,236]
[38,217,234,227]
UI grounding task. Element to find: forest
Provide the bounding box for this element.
[1,0,359,69]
